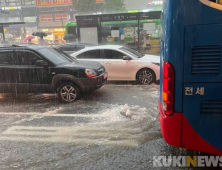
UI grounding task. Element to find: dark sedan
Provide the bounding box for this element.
[55,43,96,55]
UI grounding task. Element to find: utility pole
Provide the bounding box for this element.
[0,25,6,42]
[0,10,9,42]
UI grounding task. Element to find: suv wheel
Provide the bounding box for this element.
[58,83,80,103]
[137,69,156,85]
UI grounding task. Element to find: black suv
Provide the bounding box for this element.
[0,45,107,103]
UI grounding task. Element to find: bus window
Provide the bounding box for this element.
[206,0,222,4]
[67,26,77,37]
[200,0,222,10]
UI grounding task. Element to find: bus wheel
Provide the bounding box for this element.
[136,69,156,85]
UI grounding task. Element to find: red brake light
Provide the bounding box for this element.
[162,60,175,116]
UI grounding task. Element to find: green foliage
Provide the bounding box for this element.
[73,0,98,14]
[102,0,126,13]
[73,0,126,14]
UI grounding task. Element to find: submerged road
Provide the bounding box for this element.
[0,84,216,170]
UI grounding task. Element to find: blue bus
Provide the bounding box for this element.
[159,0,222,155]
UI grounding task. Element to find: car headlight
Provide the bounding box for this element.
[85,69,97,78]
[152,62,160,66]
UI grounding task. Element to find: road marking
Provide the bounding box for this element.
[0,126,142,147]
[0,112,107,117]
[0,136,138,147]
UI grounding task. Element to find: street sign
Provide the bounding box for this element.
[100,13,138,22]
[76,16,98,27]
[139,11,161,20]
[99,12,161,22]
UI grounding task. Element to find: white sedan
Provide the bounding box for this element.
[71,45,160,85]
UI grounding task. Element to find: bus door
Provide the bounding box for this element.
[183,24,222,151]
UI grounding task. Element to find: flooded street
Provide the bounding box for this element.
[0,84,214,170]
[1,0,221,168]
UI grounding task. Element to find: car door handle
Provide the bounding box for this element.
[105,62,111,65]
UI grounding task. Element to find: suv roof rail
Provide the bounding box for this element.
[0,44,29,48]
[0,44,21,47]
[0,44,12,48]
[11,44,20,47]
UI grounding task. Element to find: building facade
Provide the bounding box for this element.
[36,0,75,43]
[0,0,163,43]
[0,0,37,40]
[0,0,75,43]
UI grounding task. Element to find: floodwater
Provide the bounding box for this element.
[0,84,217,170]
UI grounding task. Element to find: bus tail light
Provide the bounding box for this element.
[162,60,175,116]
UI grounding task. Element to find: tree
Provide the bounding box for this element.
[73,0,99,15]
[102,0,126,13]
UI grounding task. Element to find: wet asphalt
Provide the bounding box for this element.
[0,83,219,170]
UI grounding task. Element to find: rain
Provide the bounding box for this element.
[1,0,222,169]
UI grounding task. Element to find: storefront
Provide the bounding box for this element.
[0,22,25,43]
[38,28,65,44]
[0,6,37,42]
[37,4,74,44]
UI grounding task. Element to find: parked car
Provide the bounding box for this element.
[0,45,107,103]
[71,45,160,85]
[54,43,96,55]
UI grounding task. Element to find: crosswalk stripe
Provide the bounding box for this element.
[4,126,141,132]
[0,136,138,147]
[0,125,143,147]
[0,112,103,117]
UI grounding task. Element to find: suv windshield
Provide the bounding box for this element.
[54,48,78,62]
[38,47,76,65]
[120,47,145,58]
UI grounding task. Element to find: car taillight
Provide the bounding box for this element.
[162,60,175,116]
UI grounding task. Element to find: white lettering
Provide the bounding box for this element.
[153,156,163,167]
[198,156,206,167]
[172,156,183,167]
[162,156,172,167]
[205,156,219,167]
[181,156,186,167]
[219,156,222,167]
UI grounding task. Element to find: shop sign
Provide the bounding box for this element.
[37,0,72,6]
[54,28,64,32]
[95,0,104,3]
[140,11,161,20]
[39,7,66,13]
[41,29,50,32]
[76,16,98,27]
[1,6,21,10]
[124,27,134,42]
[147,1,163,6]
[101,13,138,22]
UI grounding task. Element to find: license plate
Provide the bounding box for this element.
[103,73,108,79]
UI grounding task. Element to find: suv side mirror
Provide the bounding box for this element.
[36,60,48,67]
[123,56,131,61]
